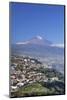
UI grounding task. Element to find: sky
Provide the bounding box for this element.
[10,2,65,45]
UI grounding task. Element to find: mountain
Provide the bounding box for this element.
[16,35,52,46]
[12,36,64,58]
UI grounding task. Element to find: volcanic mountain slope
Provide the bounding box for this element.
[16,35,52,46]
[12,36,64,57]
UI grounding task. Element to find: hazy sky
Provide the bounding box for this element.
[10,2,65,45]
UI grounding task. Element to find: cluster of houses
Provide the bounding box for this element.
[10,55,59,93]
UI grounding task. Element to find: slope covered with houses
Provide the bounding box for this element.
[10,55,64,97]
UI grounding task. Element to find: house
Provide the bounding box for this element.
[24,58,27,62]
[50,77,59,82]
[10,75,16,79]
[11,86,18,92]
[30,59,35,63]
[17,82,24,87]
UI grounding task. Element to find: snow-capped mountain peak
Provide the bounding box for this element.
[36,35,43,40]
[16,35,52,46]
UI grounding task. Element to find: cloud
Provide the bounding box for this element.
[51,44,64,48]
[16,41,29,45]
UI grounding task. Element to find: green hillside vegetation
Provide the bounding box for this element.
[36,68,64,81]
[11,81,64,97]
